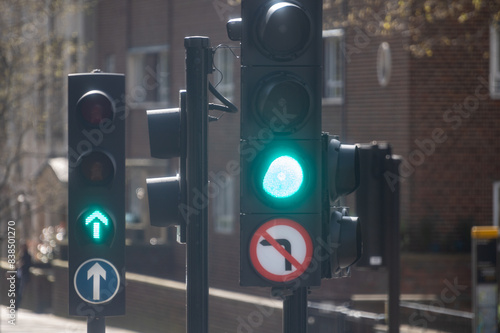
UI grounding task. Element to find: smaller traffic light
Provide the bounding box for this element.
[322,134,362,278]
[327,137,360,203]
[146,91,187,242]
[68,72,125,316]
[355,143,400,268]
[328,208,362,277]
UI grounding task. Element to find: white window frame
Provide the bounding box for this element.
[127,45,169,108]
[104,54,116,73]
[490,24,500,99]
[323,29,344,105]
[213,174,235,235]
[493,181,500,226]
[377,42,392,87]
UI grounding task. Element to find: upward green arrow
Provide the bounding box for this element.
[85,210,109,240]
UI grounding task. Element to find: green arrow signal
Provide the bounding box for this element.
[85,210,109,240]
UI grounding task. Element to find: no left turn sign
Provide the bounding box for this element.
[249,218,313,282]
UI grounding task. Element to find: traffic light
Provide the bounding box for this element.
[145,91,187,242]
[355,143,398,268]
[322,135,361,278]
[68,72,125,316]
[239,0,323,287]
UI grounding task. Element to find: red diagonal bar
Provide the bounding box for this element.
[259,230,306,272]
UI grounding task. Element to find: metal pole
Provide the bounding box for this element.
[283,287,308,333]
[184,36,211,333]
[87,316,105,333]
[386,156,401,333]
[0,231,3,333]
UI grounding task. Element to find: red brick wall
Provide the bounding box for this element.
[95,0,128,73]
[46,261,282,333]
[408,2,500,251]
[323,2,413,240]
[0,255,471,331]
[324,0,500,252]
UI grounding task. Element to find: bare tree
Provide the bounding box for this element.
[0,0,92,222]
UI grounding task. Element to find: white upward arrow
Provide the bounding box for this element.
[87,263,106,300]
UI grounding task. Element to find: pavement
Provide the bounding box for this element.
[0,306,138,333]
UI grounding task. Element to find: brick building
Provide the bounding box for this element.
[322,0,500,253]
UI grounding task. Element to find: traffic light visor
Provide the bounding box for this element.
[258,2,311,60]
[255,73,310,134]
[77,90,114,127]
[79,151,115,184]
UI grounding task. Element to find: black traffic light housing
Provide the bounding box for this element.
[355,142,400,268]
[146,91,187,242]
[239,0,323,288]
[68,72,125,316]
[322,134,362,279]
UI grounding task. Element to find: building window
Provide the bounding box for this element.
[212,46,235,102]
[126,165,147,226]
[377,42,392,87]
[490,24,500,99]
[323,29,344,104]
[125,160,173,244]
[494,181,500,226]
[127,45,169,107]
[104,54,116,73]
[212,174,235,234]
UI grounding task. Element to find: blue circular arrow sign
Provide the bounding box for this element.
[74,258,120,304]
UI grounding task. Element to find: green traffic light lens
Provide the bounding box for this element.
[262,155,304,198]
[79,208,114,245]
[85,210,109,240]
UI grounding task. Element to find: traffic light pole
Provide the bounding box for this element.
[184,36,211,333]
[283,287,308,333]
[386,156,401,333]
[87,316,105,333]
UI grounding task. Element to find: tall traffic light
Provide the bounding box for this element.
[68,72,125,316]
[239,0,323,287]
[146,38,215,331]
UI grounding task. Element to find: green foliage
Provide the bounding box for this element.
[323,0,500,58]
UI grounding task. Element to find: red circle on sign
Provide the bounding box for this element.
[249,218,313,282]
